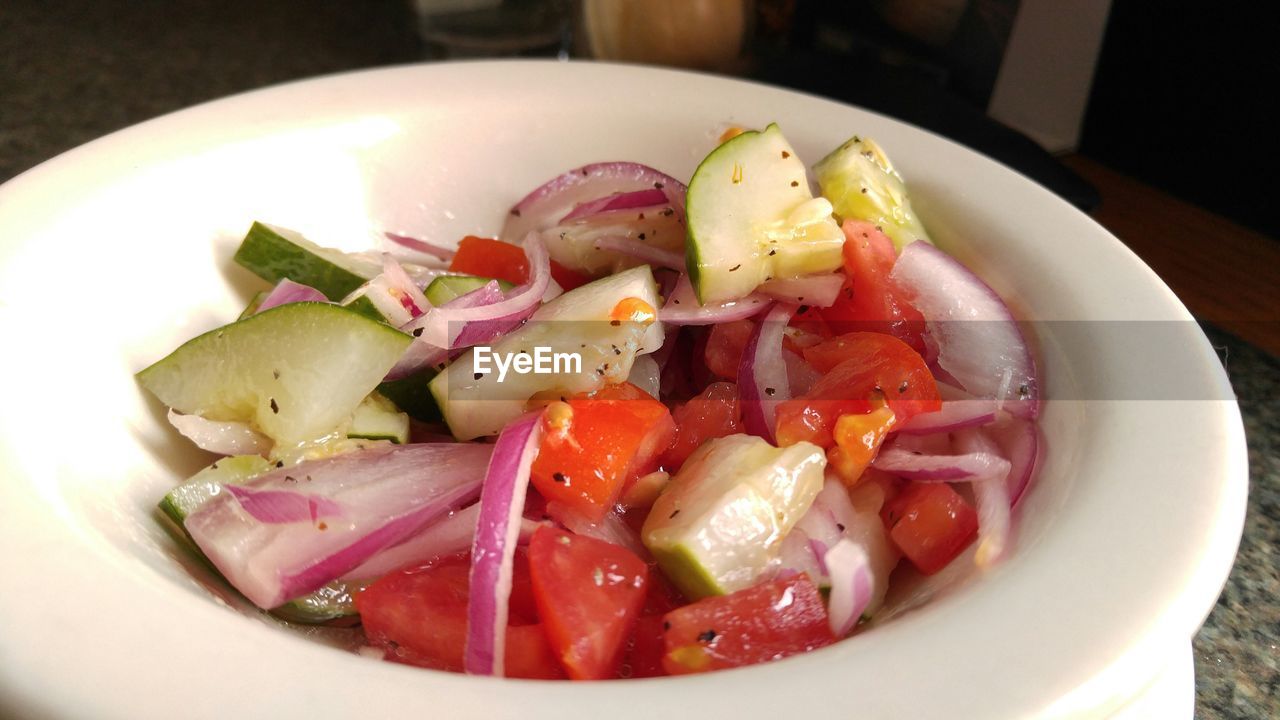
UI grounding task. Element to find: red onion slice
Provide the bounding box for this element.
[896,399,1000,435]
[824,539,873,636]
[381,255,430,318]
[384,231,455,262]
[659,274,771,325]
[738,303,794,443]
[256,279,327,314]
[403,232,550,351]
[757,274,845,308]
[166,409,271,455]
[464,411,543,676]
[872,442,1011,481]
[223,485,344,525]
[340,503,545,581]
[776,528,825,584]
[501,162,686,243]
[890,241,1038,418]
[954,427,1012,567]
[561,188,670,222]
[384,281,506,381]
[185,443,491,609]
[592,235,685,270]
[988,415,1039,507]
[784,349,821,396]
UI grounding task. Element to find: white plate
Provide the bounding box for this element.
[0,61,1247,719]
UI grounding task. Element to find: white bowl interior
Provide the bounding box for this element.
[0,62,1246,720]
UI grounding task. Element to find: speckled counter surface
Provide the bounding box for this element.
[2,2,1276,717]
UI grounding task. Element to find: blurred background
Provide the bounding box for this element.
[1,2,1276,717]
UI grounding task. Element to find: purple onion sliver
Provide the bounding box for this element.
[384,231,456,261]
[659,275,772,325]
[896,399,1000,435]
[560,188,670,223]
[954,428,1013,567]
[824,539,873,636]
[738,302,793,443]
[224,486,343,525]
[464,411,544,677]
[871,444,1010,482]
[256,279,327,313]
[592,235,685,270]
[501,162,687,243]
[166,409,271,456]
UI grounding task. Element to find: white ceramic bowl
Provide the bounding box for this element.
[0,61,1247,719]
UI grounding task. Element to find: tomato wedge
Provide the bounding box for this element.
[529,527,649,680]
[882,482,978,575]
[447,234,589,290]
[660,381,741,470]
[819,220,926,353]
[776,332,940,448]
[531,390,674,521]
[355,553,563,678]
[662,575,835,675]
[620,614,668,678]
[703,319,754,380]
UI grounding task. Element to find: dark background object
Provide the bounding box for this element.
[1080,1,1280,240]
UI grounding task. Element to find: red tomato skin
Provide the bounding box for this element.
[531,395,674,521]
[882,482,979,575]
[703,320,755,380]
[620,615,669,678]
[660,382,741,470]
[819,221,926,353]
[448,236,530,285]
[776,332,940,448]
[549,260,591,290]
[355,553,564,678]
[661,575,835,675]
[529,527,649,680]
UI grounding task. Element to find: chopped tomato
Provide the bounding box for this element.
[449,236,529,285]
[826,405,897,484]
[549,260,591,291]
[620,615,669,678]
[531,393,674,521]
[355,553,564,678]
[660,381,741,470]
[447,234,587,290]
[882,482,978,575]
[818,220,926,353]
[776,332,940,448]
[661,575,835,675]
[703,320,754,379]
[529,527,648,680]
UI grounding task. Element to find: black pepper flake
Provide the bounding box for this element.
[412,327,424,337]
[275,460,284,468]
[1018,383,1031,398]
[305,475,313,482]
[474,372,484,380]
[798,305,810,314]
[285,475,296,483]
[697,629,718,643]
[781,150,791,159]
[610,319,621,327]
[729,264,741,272]
[269,398,279,414]
[669,509,681,519]
[662,208,674,217]
[638,212,646,220]
[673,299,681,305]
[899,381,909,394]
[790,180,799,187]
[654,182,665,189]
[765,387,776,396]
[860,187,868,194]
[211,462,219,470]
[638,233,646,240]
[596,368,606,375]
[836,523,846,532]
[511,208,521,217]
[768,249,777,256]
[553,472,567,484]
[613,346,622,355]
[272,369,280,380]
[581,169,589,176]
[603,363,610,371]
[663,621,671,631]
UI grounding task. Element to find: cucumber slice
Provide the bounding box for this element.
[234,222,382,301]
[685,124,845,303]
[270,580,365,627]
[237,290,270,320]
[429,265,662,440]
[376,369,442,423]
[137,302,412,447]
[813,135,932,250]
[642,434,826,599]
[347,392,409,444]
[424,275,513,307]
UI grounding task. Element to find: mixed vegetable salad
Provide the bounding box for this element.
[139,124,1040,680]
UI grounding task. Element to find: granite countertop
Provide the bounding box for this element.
[2,1,1275,717]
